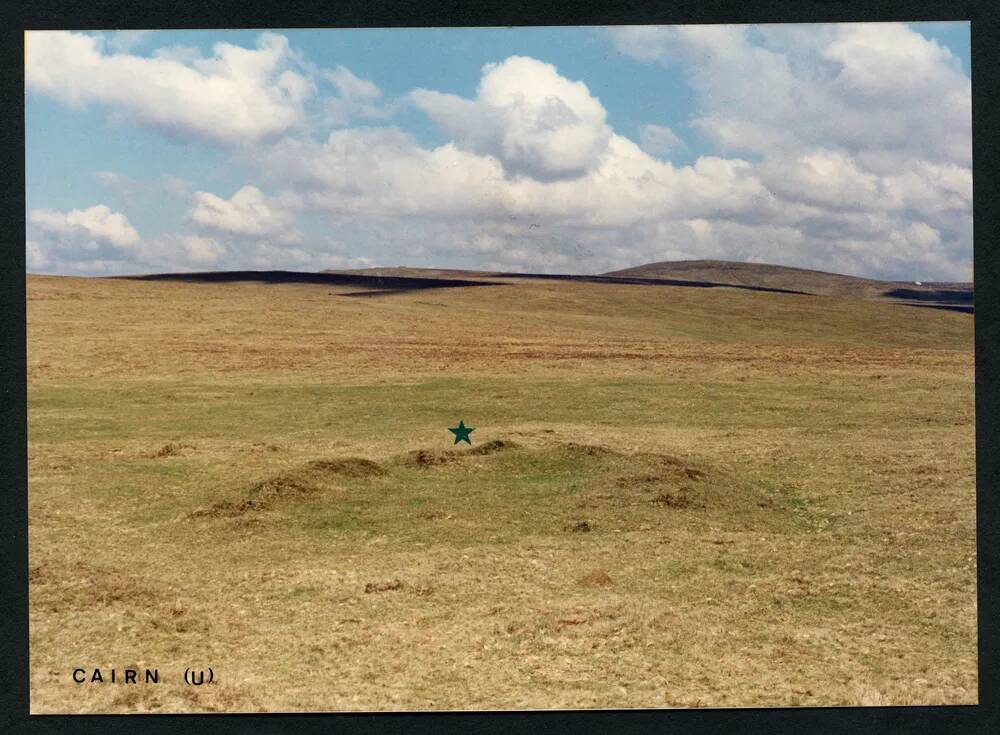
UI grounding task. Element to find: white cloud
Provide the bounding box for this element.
[26,28,972,281]
[609,23,971,167]
[189,185,301,242]
[409,56,613,181]
[600,23,971,279]
[179,234,227,265]
[152,45,202,65]
[26,240,48,271]
[239,32,970,280]
[639,124,684,157]
[323,65,394,125]
[29,204,140,248]
[27,205,149,275]
[326,65,381,101]
[26,31,315,145]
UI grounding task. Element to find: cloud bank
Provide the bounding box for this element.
[26,31,314,145]
[26,25,972,281]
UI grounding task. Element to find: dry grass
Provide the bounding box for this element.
[26,274,976,712]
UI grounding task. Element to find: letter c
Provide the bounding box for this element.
[72,669,86,683]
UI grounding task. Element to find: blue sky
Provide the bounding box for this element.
[25,23,972,280]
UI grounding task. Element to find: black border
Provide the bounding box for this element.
[2,2,996,733]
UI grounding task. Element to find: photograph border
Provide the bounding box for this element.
[2,1,996,732]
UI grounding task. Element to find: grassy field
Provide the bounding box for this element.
[26,273,976,712]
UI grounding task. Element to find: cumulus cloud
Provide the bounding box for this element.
[639,124,684,157]
[602,23,972,278]
[323,65,393,125]
[27,204,147,274]
[26,31,315,145]
[27,27,972,281]
[29,204,140,248]
[189,185,301,242]
[609,23,971,166]
[238,32,970,279]
[409,56,613,181]
[178,234,227,265]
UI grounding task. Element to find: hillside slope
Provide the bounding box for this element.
[604,259,972,302]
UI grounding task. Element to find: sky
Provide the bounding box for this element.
[25,23,972,280]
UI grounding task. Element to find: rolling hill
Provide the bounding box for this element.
[603,259,973,302]
[324,259,973,312]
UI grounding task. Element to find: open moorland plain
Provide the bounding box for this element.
[26,263,976,712]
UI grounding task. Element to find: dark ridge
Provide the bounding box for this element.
[882,288,974,305]
[339,289,424,298]
[487,272,811,296]
[111,270,502,292]
[895,302,975,315]
[916,282,974,289]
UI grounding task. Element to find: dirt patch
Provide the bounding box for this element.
[578,567,614,588]
[365,579,404,593]
[567,520,593,533]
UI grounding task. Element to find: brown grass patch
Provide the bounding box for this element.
[151,442,194,458]
[578,568,614,588]
[561,443,619,457]
[417,510,454,520]
[402,440,519,467]
[467,439,520,455]
[364,579,404,593]
[187,456,382,518]
[306,457,384,477]
[652,489,703,509]
[30,560,164,612]
[401,449,455,467]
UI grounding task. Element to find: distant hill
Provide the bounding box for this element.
[323,266,499,280]
[604,259,972,303]
[320,259,972,313]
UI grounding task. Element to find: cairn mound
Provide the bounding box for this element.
[188,455,382,519]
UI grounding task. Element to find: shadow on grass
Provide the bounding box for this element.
[112,270,504,295]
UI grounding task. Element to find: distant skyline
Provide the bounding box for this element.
[25,23,972,280]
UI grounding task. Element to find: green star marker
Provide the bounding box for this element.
[448,420,475,445]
